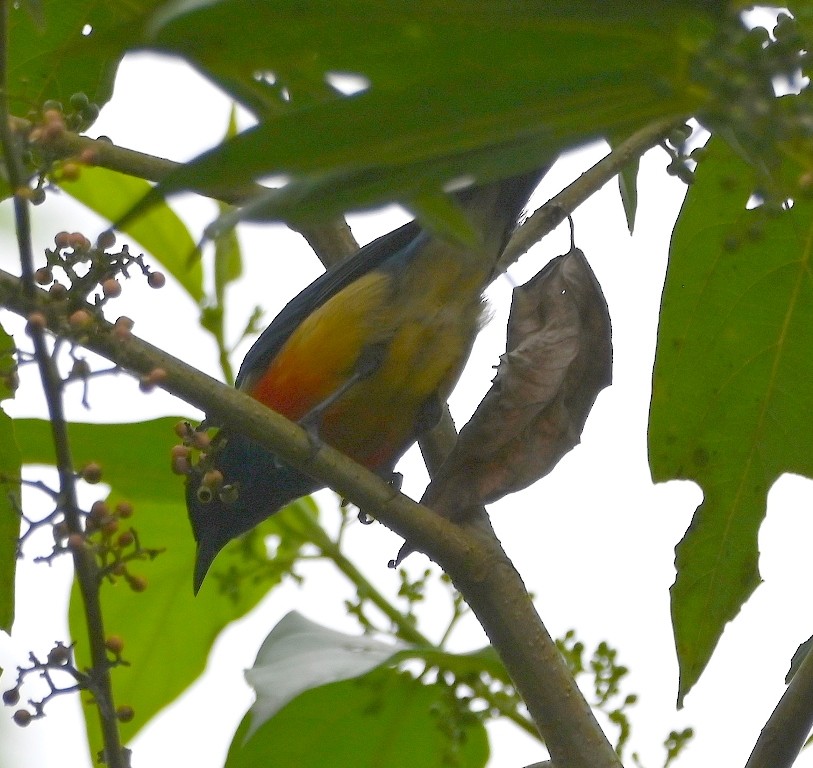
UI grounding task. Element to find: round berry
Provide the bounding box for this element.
[59,162,81,182]
[105,635,124,654]
[68,309,92,330]
[13,709,32,727]
[81,462,103,484]
[25,312,47,335]
[49,283,68,299]
[114,501,133,519]
[116,705,134,723]
[54,231,71,248]
[69,92,89,110]
[3,688,20,706]
[101,278,121,299]
[147,271,166,289]
[96,230,116,249]
[34,267,53,285]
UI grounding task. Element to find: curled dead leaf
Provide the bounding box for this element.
[423,247,612,519]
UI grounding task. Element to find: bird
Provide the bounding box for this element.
[186,168,547,592]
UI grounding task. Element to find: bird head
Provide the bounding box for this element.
[186,430,317,593]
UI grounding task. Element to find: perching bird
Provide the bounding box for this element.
[187,169,547,592]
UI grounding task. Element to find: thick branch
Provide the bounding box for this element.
[744,645,813,768]
[0,269,619,768]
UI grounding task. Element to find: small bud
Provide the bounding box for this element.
[68,232,91,251]
[81,462,103,484]
[69,92,89,110]
[79,148,98,166]
[105,635,124,654]
[101,278,121,299]
[201,469,223,489]
[59,162,81,182]
[139,367,167,392]
[49,282,68,299]
[116,530,134,547]
[12,709,32,727]
[96,230,116,249]
[116,705,135,723]
[89,500,109,521]
[67,533,86,551]
[101,518,119,536]
[68,309,92,330]
[54,231,71,248]
[34,267,53,285]
[172,455,191,475]
[128,575,147,593]
[174,421,192,440]
[112,316,134,342]
[3,688,20,706]
[25,312,47,335]
[189,431,210,450]
[114,501,133,519]
[147,271,166,289]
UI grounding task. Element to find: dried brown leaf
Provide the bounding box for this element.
[423,247,612,519]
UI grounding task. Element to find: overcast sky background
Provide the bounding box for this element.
[2,23,813,768]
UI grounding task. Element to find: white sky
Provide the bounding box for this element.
[2,44,813,768]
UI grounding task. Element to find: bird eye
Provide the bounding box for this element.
[196,486,213,504]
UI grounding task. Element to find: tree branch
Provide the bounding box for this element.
[744,644,813,768]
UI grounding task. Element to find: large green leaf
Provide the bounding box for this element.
[7,1,161,117]
[0,324,19,634]
[60,167,204,303]
[227,668,489,768]
[125,0,714,222]
[14,418,314,753]
[649,139,813,704]
[14,417,182,501]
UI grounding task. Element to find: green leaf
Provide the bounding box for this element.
[60,167,203,303]
[15,417,183,502]
[245,612,408,732]
[0,322,20,633]
[7,1,161,117]
[649,138,813,705]
[227,669,489,768]
[125,1,712,223]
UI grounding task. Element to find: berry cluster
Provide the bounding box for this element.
[2,636,133,728]
[32,229,165,310]
[21,93,102,204]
